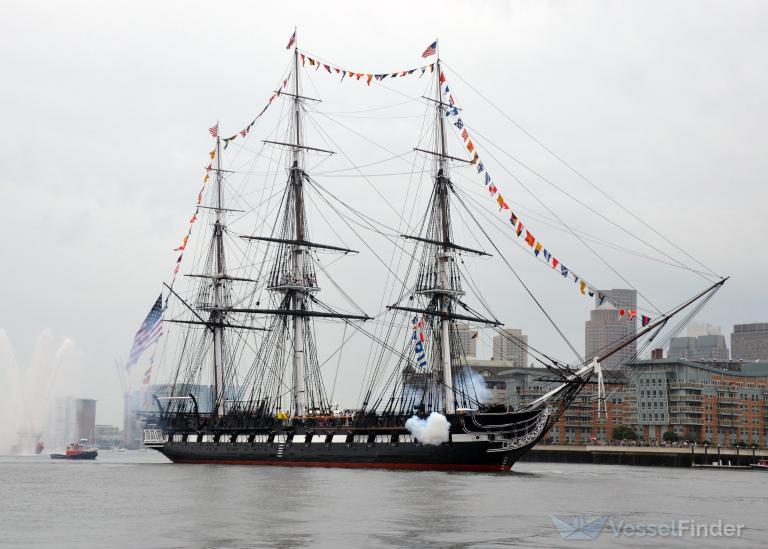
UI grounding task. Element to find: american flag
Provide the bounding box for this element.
[142,365,152,385]
[421,41,437,58]
[125,294,164,372]
[208,122,218,137]
[286,31,296,49]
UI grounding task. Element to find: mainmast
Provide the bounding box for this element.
[211,135,226,417]
[290,40,307,418]
[235,31,370,421]
[433,51,456,414]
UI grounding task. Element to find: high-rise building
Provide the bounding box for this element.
[47,397,97,449]
[492,327,528,368]
[74,399,97,444]
[598,288,638,314]
[668,334,729,361]
[585,289,637,369]
[454,322,477,358]
[732,323,768,361]
[668,337,697,360]
[694,334,729,360]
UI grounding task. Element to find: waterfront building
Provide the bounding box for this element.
[491,327,528,367]
[478,357,768,447]
[731,322,768,361]
[627,358,767,446]
[518,369,630,444]
[585,289,637,369]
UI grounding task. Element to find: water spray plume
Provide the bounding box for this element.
[0,329,76,454]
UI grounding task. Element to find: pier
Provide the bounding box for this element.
[520,444,768,468]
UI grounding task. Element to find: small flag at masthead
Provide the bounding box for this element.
[421,41,437,58]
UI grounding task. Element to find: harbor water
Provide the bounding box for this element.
[0,451,765,548]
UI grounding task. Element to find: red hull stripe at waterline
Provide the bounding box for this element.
[170,459,511,472]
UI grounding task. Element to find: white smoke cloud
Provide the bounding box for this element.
[405,412,450,446]
[455,368,492,406]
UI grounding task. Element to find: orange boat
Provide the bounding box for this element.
[50,440,98,460]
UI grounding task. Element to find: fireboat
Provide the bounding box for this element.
[50,439,98,460]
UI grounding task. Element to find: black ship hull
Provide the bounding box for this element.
[156,439,532,472]
[146,409,552,472]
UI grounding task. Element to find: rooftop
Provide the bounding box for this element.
[631,358,768,377]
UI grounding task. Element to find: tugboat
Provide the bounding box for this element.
[50,439,98,460]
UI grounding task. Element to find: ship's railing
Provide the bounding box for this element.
[143,428,166,446]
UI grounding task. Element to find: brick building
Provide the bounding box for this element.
[475,358,768,447]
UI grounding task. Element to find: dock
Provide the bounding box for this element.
[520,444,768,468]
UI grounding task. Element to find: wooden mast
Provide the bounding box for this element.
[290,31,307,419]
[211,133,226,417]
[434,43,456,414]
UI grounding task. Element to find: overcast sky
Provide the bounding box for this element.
[1,1,767,428]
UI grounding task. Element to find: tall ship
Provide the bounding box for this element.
[139,34,725,471]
